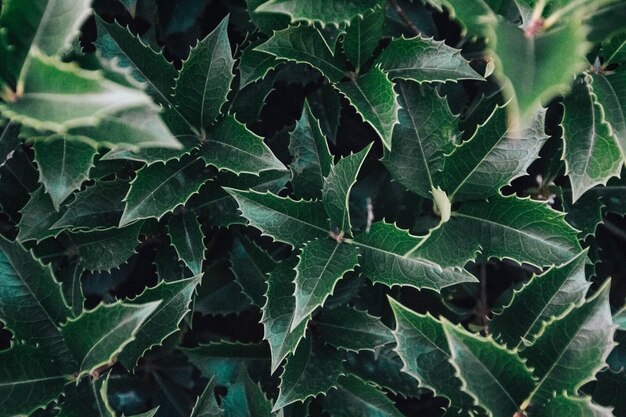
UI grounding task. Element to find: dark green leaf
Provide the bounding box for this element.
[230,236,276,307]
[255,0,383,27]
[343,9,384,71]
[168,211,205,275]
[322,374,403,417]
[17,186,65,243]
[314,306,393,351]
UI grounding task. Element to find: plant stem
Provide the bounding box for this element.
[388,0,421,36]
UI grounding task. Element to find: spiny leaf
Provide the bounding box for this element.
[274,337,344,411]
[343,8,384,71]
[226,189,329,247]
[337,67,399,150]
[591,68,626,165]
[289,100,333,200]
[238,41,279,89]
[314,306,393,352]
[255,25,346,82]
[261,257,307,373]
[120,155,207,226]
[17,186,65,243]
[388,297,477,411]
[562,76,622,202]
[221,368,274,417]
[437,106,548,201]
[255,0,383,28]
[538,394,614,417]
[354,221,477,291]
[443,320,535,417]
[0,147,38,220]
[168,211,205,276]
[377,36,483,83]
[118,275,201,369]
[0,345,71,417]
[382,80,458,198]
[292,238,359,330]
[490,249,590,348]
[32,134,97,210]
[58,373,113,417]
[0,120,20,166]
[322,143,371,234]
[416,194,582,268]
[191,378,224,417]
[61,300,160,377]
[521,280,615,405]
[174,16,235,132]
[198,115,287,175]
[230,236,276,307]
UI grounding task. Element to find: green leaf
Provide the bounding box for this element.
[238,42,279,88]
[17,186,65,243]
[443,320,535,417]
[439,0,497,38]
[0,345,71,417]
[377,36,482,83]
[343,9,384,71]
[521,280,615,405]
[32,134,97,210]
[0,0,91,88]
[255,26,346,83]
[174,16,234,132]
[0,120,19,165]
[226,189,329,247]
[382,81,458,198]
[388,298,476,411]
[323,143,371,234]
[538,394,614,417]
[354,222,478,291]
[562,76,622,202]
[292,238,358,330]
[221,369,274,417]
[289,100,333,200]
[492,18,590,122]
[118,275,201,369]
[0,52,180,150]
[0,236,71,363]
[58,373,113,417]
[490,249,590,348]
[255,0,383,27]
[61,300,160,377]
[274,337,344,411]
[70,222,143,272]
[322,374,404,417]
[199,115,287,175]
[120,155,206,226]
[437,106,548,201]
[261,257,307,373]
[53,179,130,231]
[337,67,399,150]
[314,306,393,351]
[0,147,38,219]
[616,306,626,330]
[591,68,626,162]
[416,195,582,268]
[248,0,291,34]
[168,211,205,275]
[230,236,276,307]
[191,378,224,417]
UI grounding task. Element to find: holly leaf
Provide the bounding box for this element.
[57,373,113,417]
[314,306,393,351]
[337,67,399,150]
[17,186,65,243]
[0,345,71,417]
[32,134,97,210]
[416,195,582,268]
[254,0,383,27]
[322,143,371,234]
[562,76,622,202]
[354,222,478,291]
[343,9,384,71]
[0,121,19,166]
[191,378,224,417]
[437,106,548,201]
[174,16,235,132]
[377,36,482,83]
[322,374,404,417]
[226,189,329,247]
[118,275,201,369]
[443,320,535,417]
[289,100,333,200]
[538,394,614,417]
[238,42,279,89]
[254,25,346,83]
[262,257,307,373]
[61,300,160,377]
[591,68,626,165]
[120,155,206,226]
[221,368,274,417]
[274,337,344,411]
[521,280,615,405]
[388,298,477,412]
[69,222,143,272]
[292,238,359,330]
[382,80,458,198]
[53,179,129,231]
[490,249,590,348]
[199,115,287,175]
[168,211,205,276]
[230,236,276,307]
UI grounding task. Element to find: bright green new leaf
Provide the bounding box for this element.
[168,211,205,275]
[255,0,383,27]
[314,306,393,351]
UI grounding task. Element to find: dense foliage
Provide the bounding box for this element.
[1,0,626,416]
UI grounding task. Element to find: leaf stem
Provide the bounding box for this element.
[387,0,421,36]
